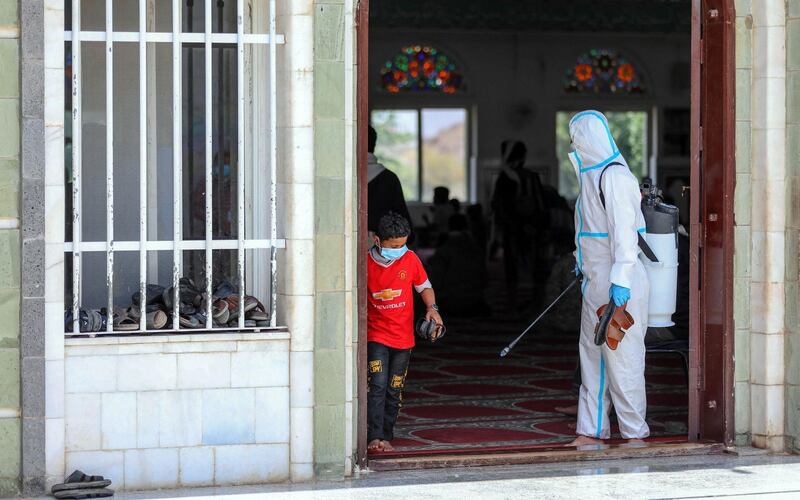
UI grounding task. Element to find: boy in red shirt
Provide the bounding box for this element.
[367,212,444,453]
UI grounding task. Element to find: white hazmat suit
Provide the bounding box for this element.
[569,111,650,439]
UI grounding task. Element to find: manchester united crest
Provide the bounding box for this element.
[398,269,408,281]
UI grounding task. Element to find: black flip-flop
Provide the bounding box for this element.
[53,488,114,499]
[51,471,112,493]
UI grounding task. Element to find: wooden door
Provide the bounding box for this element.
[689,0,736,444]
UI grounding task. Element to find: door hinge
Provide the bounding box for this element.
[699,39,704,65]
[696,364,704,390]
[699,125,704,152]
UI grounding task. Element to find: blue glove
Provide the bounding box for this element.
[609,284,631,307]
[574,264,580,277]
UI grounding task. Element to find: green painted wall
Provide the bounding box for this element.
[733,0,753,448]
[786,0,800,454]
[313,0,350,479]
[0,0,20,496]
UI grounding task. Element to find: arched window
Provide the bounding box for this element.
[380,46,463,93]
[563,49,645,94]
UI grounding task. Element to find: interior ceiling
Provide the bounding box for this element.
[370,0,691,34]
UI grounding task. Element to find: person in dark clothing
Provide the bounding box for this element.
[367,126,413,239]
[491,140,545,311]
[466,204,488,259]
[427,213,490,317]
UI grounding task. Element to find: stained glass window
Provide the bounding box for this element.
[380,46,463,93]
[564,49,645,94]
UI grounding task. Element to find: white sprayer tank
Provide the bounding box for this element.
[640,198,680,327]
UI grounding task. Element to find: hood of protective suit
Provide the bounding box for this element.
[569,111,622,171]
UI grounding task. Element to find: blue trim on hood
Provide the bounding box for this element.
[571,111,620,171]
[579,151,621,173]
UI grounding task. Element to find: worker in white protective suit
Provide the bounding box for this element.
[567,111,650,446]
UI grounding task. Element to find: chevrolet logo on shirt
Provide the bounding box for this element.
[372,289,402,301]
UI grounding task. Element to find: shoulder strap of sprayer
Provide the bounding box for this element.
[598,162,660,263]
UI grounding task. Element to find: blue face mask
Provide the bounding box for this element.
[381,245,408,260]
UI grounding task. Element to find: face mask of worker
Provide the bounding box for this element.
[381,245,408,260]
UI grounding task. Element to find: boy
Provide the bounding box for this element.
[367,212,443,452]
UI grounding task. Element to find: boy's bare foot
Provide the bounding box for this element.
[554,404,578,416]
[565,435,604,447]
[381,440,395,451]
[368,439,384,452]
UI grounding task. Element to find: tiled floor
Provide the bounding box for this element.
[51,451,800,499]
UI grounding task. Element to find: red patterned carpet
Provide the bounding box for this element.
[376,288,689,457]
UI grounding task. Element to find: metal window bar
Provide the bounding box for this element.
[138,0,148,332]
[172,0,183,332]
[71,1,83,336]
[237,0,246,329]
[105,0,114,333]
[66,0,284,336]
[205,0,213,329]
[269,0,277,327]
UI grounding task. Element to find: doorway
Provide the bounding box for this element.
[356,0,735,467]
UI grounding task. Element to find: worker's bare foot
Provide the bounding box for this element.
[381,440,395,451]
[565,435,604,447]
[554,404,578,416]
[368,439,384,452]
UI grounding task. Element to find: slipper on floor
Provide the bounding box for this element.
[53,488,114,499]
[245,297,269,322]
[51,471,111,494]
[127,306,168,330]
[112,306,139,332]
[131,284,166,307]
[163,278,203,315]
[212,299,230,325]
[145,310,168,329]
[179,314,200,329]
[223,295,259,320]
[65,309,106,333]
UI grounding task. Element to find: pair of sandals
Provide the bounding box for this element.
[161,278,270,328]
[594,302,634,350]
[215,294,270,327]
[51,470,113,499]
[63,307,147,333]
[64,306,150,333]
[64,309,107,333]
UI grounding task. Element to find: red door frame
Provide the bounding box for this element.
[356,0,370,469]
[355,0,737,466]
[688,0,736,445]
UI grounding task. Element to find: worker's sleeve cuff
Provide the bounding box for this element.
[414,280,433,293]
[609,266,632,290]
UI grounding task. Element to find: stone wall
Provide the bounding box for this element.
[63,334,291,490]
[312,0,358,478]
[733,0,753,448]
[734,0,797,452]
[786,0,800,455]
[0,0,20,496]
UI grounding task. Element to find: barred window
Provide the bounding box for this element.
[64,0,284,335]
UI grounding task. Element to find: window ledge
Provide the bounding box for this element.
[65,328,290,346]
